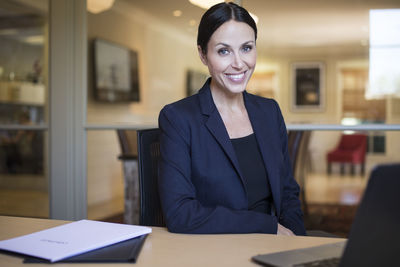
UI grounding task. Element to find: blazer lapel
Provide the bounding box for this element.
[244,92,282,216]
[198,80,246,191]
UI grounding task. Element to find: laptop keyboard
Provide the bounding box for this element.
[293,257,340,267]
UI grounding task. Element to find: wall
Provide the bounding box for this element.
[86,1,206,210]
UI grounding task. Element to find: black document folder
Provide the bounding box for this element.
[23,234,147,263]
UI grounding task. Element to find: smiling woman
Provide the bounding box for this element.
[157,2,306,236]
[198,19,256,139]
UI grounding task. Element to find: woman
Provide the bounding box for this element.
[158,2,306,235]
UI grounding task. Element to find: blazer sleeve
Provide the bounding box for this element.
[273,101,307,236]
[158,105,278,234]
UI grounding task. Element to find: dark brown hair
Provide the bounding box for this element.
[197,2,257,54]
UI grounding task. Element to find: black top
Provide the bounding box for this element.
[231,133,272,214]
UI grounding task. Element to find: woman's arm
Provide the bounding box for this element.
[273,100,307,236]
[158,105,278,234]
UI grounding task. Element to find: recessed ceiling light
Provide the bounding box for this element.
[87,0,115,14]
[189,19,196,26]
[173,10,183,17]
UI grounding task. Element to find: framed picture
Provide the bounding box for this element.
[93,38,140,102]
[291,62,325,111]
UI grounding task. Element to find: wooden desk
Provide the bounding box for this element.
[0,216,345,267]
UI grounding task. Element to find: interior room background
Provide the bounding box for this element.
[0,0,399,223]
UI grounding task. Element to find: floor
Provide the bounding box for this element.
[0,171,368,237]
[0,173,124,220]
[304,172,367,237]
[0,174,49,218]
[306,172,367,205]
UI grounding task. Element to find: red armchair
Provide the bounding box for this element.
[327,134,367,175]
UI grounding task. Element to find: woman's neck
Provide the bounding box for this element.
[210,82,245,114]
[209,80,254,139]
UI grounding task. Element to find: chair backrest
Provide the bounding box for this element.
[288,130,311,215]
[117,130,138,157]
[295,131,311,215]
[338,134,367,151]
[137,128,165,227]
[287,131,304,171]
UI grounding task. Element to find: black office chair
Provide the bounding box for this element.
[116,130,140,225]
[287,131,304,172]
[287,130,310,215]
[137,128,166,227]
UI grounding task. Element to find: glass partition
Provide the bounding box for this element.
[0,0,48,218]
[84,0,400,229]
[87,130,125,221]
[298,130,400,236]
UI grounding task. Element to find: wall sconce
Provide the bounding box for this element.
[87,0,115,14]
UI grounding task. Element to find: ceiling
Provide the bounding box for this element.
[123,0,400,51]
[1,0,400,52]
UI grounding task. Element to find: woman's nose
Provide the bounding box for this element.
[231,53,244,69]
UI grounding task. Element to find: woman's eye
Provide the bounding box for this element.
[242,45,252,52]
[218,48,229,55]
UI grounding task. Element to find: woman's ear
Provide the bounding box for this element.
[198,45,208,66]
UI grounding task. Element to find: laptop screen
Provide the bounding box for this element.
[339,164,400,267]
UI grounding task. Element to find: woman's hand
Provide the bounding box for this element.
[277,223,295,236]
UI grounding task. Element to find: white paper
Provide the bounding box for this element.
[0,220,152,262]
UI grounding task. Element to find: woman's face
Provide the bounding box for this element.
[199,20,256,95]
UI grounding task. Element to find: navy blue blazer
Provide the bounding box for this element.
[158,79,306,235]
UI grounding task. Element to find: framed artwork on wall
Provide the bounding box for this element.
[291,62,325,112]
[93,38,140,102]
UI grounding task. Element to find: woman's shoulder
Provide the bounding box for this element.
[161,93,200,115]
[159,93,203,130]
[162,78,212,115]
[158,94,202,140]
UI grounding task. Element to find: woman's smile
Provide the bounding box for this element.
[225,71,247,83]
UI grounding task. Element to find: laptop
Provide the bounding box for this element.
[252,164,400,267]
